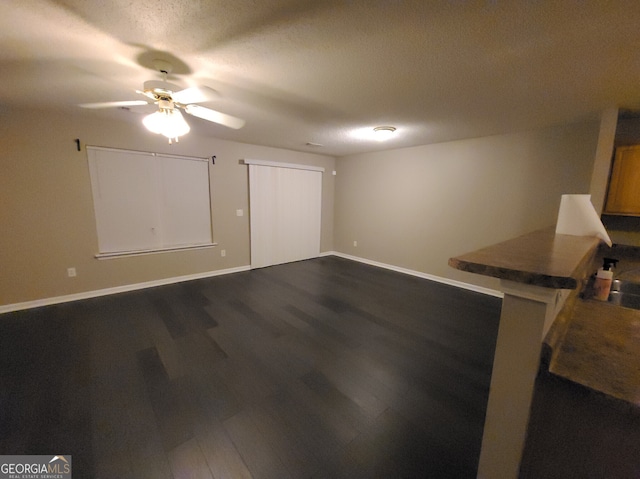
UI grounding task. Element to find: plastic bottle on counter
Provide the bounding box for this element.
[593,258,619,301]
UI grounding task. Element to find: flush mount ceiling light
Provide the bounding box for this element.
[373,126,396,141]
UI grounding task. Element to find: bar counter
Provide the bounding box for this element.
[448,226,601,289]
[449,227,606,479]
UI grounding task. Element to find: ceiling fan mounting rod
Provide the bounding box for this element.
[153,59,173,81]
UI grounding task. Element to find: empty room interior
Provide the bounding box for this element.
[1,2,640,478]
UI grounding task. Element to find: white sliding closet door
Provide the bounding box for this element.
[249,163,322,268]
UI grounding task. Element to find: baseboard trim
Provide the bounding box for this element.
[322,251,503,298]
[0,265,251,314]
[2,253,502,314]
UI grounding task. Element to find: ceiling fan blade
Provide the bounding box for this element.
[79,100,149,109]
[173,86,220,105]
[184,104,245,129]
[136,89,158,101]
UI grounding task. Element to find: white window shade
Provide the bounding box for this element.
[158,156,213,247]
[87,147,213,257]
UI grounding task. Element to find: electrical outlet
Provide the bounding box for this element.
[353,241,358,247]
[236,209,244,217]
[67,267,77,277]
[221,249,226,257]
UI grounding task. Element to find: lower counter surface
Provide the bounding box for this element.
[550,299,640,407]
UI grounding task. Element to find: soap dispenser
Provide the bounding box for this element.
[593,257,619,301]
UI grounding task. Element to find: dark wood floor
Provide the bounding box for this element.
[521,371,640,479]
[0,256,504,478]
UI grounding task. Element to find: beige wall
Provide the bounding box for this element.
[0,106,605,306]
[333,120,601,290]
[0,107,335,306]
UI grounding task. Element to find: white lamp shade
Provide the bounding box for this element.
[161,110,190,138]
[142,109,191,139]
[142,111,166,134]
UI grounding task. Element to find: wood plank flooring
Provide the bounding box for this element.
[521,371,640,479]
[0,256,502,478]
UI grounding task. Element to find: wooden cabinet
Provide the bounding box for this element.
[604,145,640,215]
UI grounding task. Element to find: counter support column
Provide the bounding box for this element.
[477,281,566,479]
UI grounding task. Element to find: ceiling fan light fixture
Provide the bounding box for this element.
[161,109,190,138]
[142,108,190,141]
[142,111,166,134]
[373,126,396,141]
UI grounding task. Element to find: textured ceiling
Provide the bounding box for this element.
[2,0,640,156]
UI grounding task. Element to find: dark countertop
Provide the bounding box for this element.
[550,298,640,406]
[448,227,601,289]
[549,243,640,407]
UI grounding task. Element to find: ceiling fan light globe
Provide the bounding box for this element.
[160,109,190,138]
[142,109,191,139]
[142,111,166,134]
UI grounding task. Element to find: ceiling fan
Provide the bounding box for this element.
[80,59,245,142]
